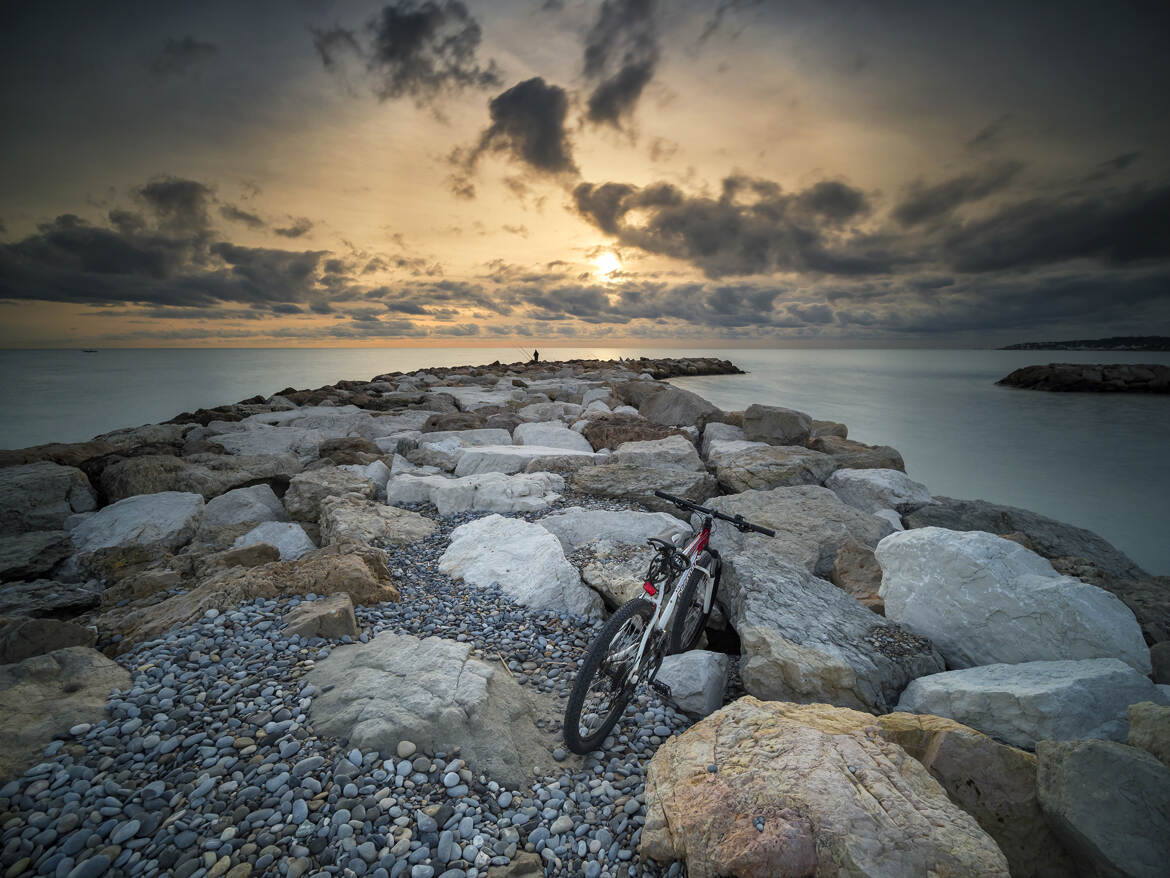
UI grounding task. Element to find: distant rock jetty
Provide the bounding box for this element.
[1002,336,1170,351]
[1,355,1168,878]
[998,362,1170,393]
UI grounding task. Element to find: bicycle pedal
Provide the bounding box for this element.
[649,679,673,698]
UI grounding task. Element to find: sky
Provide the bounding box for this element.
[1,0,1168,348]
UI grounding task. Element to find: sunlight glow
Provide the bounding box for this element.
[595,251,621,282]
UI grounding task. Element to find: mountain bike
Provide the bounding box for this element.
[562,490,776,754]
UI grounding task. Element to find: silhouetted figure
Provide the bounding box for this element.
[532,349,540,363]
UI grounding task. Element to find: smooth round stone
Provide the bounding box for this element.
[291,800,309,823]
[442,773,460,788]
[410,867,434,878]
[69,724,92,737]
[396,741,416,759]
[110,819,141,844]
[66,855,111,878]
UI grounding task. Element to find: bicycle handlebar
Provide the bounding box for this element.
[653,490,777,537]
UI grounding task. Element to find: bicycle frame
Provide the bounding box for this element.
[622,518,717,689]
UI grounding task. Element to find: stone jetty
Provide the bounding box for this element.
[1,354,1168,878]
[997,362,1170,393]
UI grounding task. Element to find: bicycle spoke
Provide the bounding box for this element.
[575,614,644,739]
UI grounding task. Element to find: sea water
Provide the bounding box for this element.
[1,346,1167,573]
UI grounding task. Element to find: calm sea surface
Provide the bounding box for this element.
[2,346,1168,573]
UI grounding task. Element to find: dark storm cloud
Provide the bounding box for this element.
[573,174,882,277]
[1082,152,1141,184]
[314,1,501,104]
[148,36,220,76]
[966,114,1011,151]
[274,217,314,238]
[892,161,1024,227]
[137,178,214,233]
[453,78,577,184]
[941,184,1170,273]
[219,204,265,229]
[583,0,660,128]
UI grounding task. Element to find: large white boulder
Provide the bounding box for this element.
[876,528,1151,673]
[536,507,690,553]
[213,424,326,459]
[284,467,375,521]
[453,445,603,476]
[422,428,513,447]
[700,422,746,458]
[513,421,594,453]
[897,658,1170,749]
[612,435,704,471]
[385,473,453,506]
[339,460,392,496]
[703,438,769,468]
[232,521,316,560]
[439,515,603,617]
[196,484,288,548]
[827,468,932,513]
[517,401,583,423]
[70,491,204,553]
[430,472,564,516]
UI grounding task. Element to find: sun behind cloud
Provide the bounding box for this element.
[595,250,621,282]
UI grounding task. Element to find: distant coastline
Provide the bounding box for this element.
[1001,336,1170,351]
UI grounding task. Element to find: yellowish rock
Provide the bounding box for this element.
[1128,701,1170,768]
[641,695,1009,878]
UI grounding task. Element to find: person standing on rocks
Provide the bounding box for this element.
[531,349,540,363]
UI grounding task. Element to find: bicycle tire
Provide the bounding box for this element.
[668,553,716,654]
[563,598,655,755]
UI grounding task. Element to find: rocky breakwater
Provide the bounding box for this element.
[0,355,1167,878]
[997,362,1170,392]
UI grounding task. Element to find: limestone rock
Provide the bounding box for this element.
[232,521,316,561]
[0,462,97,534]
[307,631,571,787]
[763,702,1076,878]
[0,647,130,782]
[282,594,359,640]
[439,515,603,618]
[339,460,393,498]
[897,658,1170,749]
[714,445,838,493]
[704,439,769,468]
[808,435,906,471]
[629,383,721,428]
[319,496,436,546]
[699,421,746,457]
[513,421,593,453]
[612,435,703,471]
[454,445,602,476]
[705,485,894,578]
[0,579,102,618]
[1037,739,1170,878]
[742,403,812,446]
[70,491,204,555]
[387,471,563,515]
[810,418,848,439]
[640,695,1009,878]
[904,495,1145,580]
[536,507,690,554]
[574,539,656,608]
[721,548,942,712]
[1128,701,1170,768]
[284,467,375,521]
[96,544,398,652]
[99,452,301,502]
[581,414,682,451]
[655,651,728,718]
[829,537,884,612]
[516,401,583,422]
[0,617,96,664]
[826,467,932,513]
[0,530,73,581]
[876,528,1151,672]
[570,465,718,516]
[195,484,289,549]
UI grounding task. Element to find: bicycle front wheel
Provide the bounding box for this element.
[563,598,655,754]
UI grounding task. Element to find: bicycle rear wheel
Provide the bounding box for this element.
[563,598,655,754]
[668,552,717,654]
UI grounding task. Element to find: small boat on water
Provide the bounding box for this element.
[82,349,98,353]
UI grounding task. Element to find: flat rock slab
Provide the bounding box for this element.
[742,403,813,446]
[232,521,316,561]
[454,445,603,476]
[706,485,894,578]
[394,472,565,516]
[439,515,603,618]
[282,593,359,640]
[319,497,437,546]
[0,646,130,783]
[0,530,73,581]
[640,695,1009,878]
[897,658,1170,749]
[513,421,594,453]
[877,528,1150,673]
[612,435,704,471]
[1037,739,1170,878]
[70,491,204,554]
[0,617,96,664]
[826,467,932,513]
[0,579,102,618]
[713,445,838,493]
[721,547,943,712]
[99,452,302,503]
[536,507,690,554]
[570,465,718,517]
[306,631,572,788]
